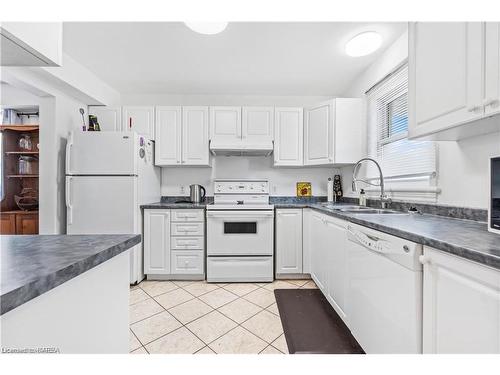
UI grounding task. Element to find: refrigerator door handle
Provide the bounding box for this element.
[66,177,73,225]
[65,134,73,175]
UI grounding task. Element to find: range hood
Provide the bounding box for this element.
[209,141,274,156]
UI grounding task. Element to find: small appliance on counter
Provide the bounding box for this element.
[189,184,206,203]
[490,156,500,234]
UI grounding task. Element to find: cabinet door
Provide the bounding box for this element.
[309,212,327,291]
[304,101,333,165]
[144,210,171,275]
[334,98,364,164]
[409,22,484,138]
[122,106,155,140]
[182,106,209,166]
[88,106,122,131]
[155,106,181,166]
[275,209,303,275]
[422,247,500,353]
[209,106,241,145]
[242,106,274,145]
[274,107,303,166]
[15,213,38,234]
[324,216,347,319]
[485,22,500,116]
[0,213,16,234]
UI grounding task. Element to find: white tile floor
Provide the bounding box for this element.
[129,278,317,354]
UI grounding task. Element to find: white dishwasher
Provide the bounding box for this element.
[346,222,423,354]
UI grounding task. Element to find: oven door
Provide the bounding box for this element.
[207,210,274,256]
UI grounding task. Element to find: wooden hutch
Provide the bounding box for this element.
[0,123,39,234]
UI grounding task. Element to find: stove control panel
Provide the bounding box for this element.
[214,180,269,195]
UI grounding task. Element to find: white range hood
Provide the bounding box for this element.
[209,141,274,156]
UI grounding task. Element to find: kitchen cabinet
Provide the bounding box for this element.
[182,106,210,166]
[144,209,205,279]
[155,106,209,166]
[275,209,303,275]
[144,209,171,275]
[485,23,500,117]
[421,247,500,353]
[273,107,304,166]
[409,22,500,140]
[305,209,348,320]
[304,98,363,166]
[0,213,16,234]
[122,106,155,140]
[210,106,242,145]
[88,106,122,131]
[242,106,274,145]
[0,211,38,234]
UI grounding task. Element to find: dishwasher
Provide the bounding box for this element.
[346,222,423,354]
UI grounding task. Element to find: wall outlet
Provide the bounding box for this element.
[180,186,185,195]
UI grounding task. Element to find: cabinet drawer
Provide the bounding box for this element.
[171,222,204,236]
[171,250,204,275]
[171,209,204,222]
[171,236,204,250]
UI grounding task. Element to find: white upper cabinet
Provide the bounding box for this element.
[485,23,500,117]
[122,106,155,140]
[304,99,363,166]
[409,22,500,140]
[242,107,274,146]
[182,106,210,166]
[88,106,122,132]
[273,107,304,166]
[210,106,242,146]
[422,247,500,353]
[155,106,182,165]
[304,101,332,165]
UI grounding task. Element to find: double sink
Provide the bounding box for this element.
[319,203,407,215]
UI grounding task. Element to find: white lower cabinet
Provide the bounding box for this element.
[307,209,348,320]
[422,247,500,353]
[275,209,303,275]
[144,209,205,279]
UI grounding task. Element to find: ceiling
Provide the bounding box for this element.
[63,22,407,96]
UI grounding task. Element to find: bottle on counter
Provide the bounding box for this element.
[359,189,367,206]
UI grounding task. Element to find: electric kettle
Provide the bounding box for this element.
[189,184,206,203]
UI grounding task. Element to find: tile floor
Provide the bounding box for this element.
[129,278,318,354]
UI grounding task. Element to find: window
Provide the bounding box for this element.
[366,64,438,202]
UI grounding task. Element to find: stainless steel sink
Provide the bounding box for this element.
[318,203,406,215]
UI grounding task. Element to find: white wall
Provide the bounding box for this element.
[1,82,84,234]
[340,28,500,209]
[120,94,338,197]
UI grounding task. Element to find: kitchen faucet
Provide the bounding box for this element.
[351,157,392,209]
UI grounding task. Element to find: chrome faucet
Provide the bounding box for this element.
[351,157,392,209]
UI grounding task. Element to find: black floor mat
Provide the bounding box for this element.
[274,289,364,354]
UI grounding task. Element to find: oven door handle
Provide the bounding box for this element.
[207,211,274,218]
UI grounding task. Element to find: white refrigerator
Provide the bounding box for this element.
[65,131,161,284]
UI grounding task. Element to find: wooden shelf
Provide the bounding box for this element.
[1,210,39,214]
[0,125,39,132]
[5,151,39,155]
[6,175,39,178]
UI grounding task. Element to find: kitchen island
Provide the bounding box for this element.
[1,234,140,354]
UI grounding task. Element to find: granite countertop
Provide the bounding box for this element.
[0,234,141,315]
[305,203,500,271]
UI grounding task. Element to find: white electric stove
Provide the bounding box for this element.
[206,179,274,282]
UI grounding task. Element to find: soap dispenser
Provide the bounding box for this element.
[359,189,366,206]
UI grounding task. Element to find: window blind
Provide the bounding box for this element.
[366,65,437,180]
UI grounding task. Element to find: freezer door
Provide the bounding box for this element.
[66,131,138,175]
[66,176,137,234]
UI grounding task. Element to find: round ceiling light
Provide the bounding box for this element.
[185,22,228,35]
[345,31,383,57]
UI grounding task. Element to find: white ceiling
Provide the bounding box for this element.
[63,22,406,96]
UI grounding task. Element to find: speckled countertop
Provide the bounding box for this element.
[0,234,141,315]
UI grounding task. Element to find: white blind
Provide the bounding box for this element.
[366,65,437,180]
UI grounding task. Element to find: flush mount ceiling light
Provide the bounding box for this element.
[185,22,228,35]
[345,31,383,57]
